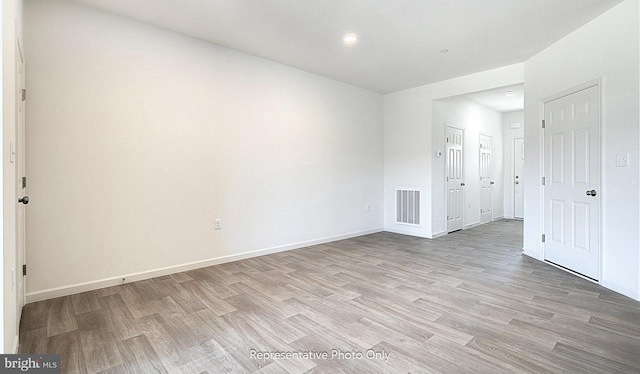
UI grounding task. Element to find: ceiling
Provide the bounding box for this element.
[466,84,524,113]
[72,0,622,93]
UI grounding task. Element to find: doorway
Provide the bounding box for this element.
[543,83,601,280]
[513,138,524,219]
[479,134,493,224]
[446,126,464,233]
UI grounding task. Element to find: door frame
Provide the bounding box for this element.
[444,124,465,233]
[15,35,27,320]
[513,137,524,219]
[479,132,493,223]
[540,78,602,283]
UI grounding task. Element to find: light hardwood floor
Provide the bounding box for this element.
[19,220,640,373]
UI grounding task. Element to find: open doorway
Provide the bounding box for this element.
[433,84,524,244]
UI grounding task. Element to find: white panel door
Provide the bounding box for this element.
[446,126,464,232]
[544,85,600,280]
[479,134,493,224]
[514,138,524,219]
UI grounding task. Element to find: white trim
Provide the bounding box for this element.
[492,215,504,221]
[523,247,542,260]
[383,227,430,239]
[430,231,447,239]
[11,335,18,354]
[26,228,383,303]
[464,221,482,230]
[523,253,638,301]
[599,279,639,301]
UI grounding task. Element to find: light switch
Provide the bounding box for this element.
[616,153,630,167]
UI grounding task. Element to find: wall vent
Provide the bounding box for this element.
[396,189,421,226]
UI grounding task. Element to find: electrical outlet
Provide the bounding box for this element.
[214,219,222,230]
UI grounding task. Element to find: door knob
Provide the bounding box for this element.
[490,181,495,185]
[18,196,29,205]
[460,183,466,186]
[586,190,597,197]
[515,181,520,184]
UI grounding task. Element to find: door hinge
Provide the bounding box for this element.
[541,119,546,129]
[542,177,546,186]
[541,234,546,243]
[21,88,26,101]
[22,264,27,276]
[21,176,27,189]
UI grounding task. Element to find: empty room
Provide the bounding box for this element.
[1,0,639,373]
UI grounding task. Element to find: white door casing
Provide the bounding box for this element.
[543,84,600,280]
[514,138,524,219]
[446,126,464,233]
[479,134,493,224]
[16,37,27,329]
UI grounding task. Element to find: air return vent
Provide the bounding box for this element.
[396,189,421,226]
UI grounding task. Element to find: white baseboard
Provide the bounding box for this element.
[430,231,447,239]
[523,252,640,302]
[26,228,383,303]
[383,227,430,238]
[464,221,482,229]
[492,215,505,221]
[600,279,640,301]
[522,249,542,261]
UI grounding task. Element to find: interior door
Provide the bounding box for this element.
[446,126,464,232]
[16,38,28,325]
[544,85,600,280]
[514,138,524,219]
[479,134,493,224]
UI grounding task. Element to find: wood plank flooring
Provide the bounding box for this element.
[19,220,640,373]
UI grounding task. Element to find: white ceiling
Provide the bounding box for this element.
[72,0,622,93]
[466,84,524,113]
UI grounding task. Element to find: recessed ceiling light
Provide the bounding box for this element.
[506,90,515,97]
[440,49,449,53]
[343,33,358,45]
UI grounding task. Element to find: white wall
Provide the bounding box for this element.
[502,111,524,219]
[2,0,23,354]
[24,0,384,301]
[431,97,504,234]
[384,64,523,238]
[524,0,639,300]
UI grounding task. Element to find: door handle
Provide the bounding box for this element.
[515,181,520,184]
[18,196,29,205]
[490,181,495,185]
[460,183,466,186]
[586,190,597,197]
